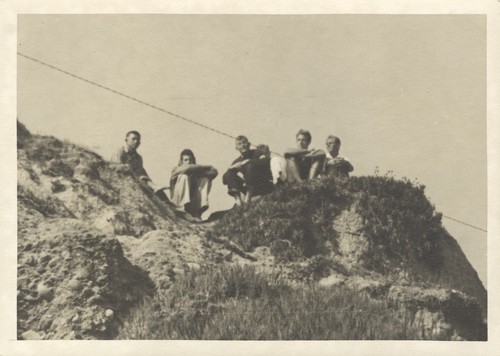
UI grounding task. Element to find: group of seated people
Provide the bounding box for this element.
[115,129,353,222]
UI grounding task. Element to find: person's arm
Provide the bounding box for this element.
[344,159,354,172]
[134,155,151,182]
[171,164,218,179]
[183,164,219,179]
[284,148,325,159]
[304,149,326,159]
[246,157,270,168]
[204,166,218,179]
[284,148,311,159]
[326,157,354,175]
[113,147,127,163]
[327,157,352,169]
[229,159,250,170]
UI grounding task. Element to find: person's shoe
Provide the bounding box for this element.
[173,207,201,223]
[182,211,202,223]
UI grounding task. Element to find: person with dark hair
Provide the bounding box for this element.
[170,149,218,220]
[114,130,167,194]
[115,131,147,178]
[323,135,353,178]
[222,136,274,206]
[114,130,173,206]
[283,129,325,183]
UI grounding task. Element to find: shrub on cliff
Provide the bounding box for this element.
[212,175,443,272]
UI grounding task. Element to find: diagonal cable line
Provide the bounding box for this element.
[18,52,239,140]
[18,51,283,156]
[442,215,487,233]
[18,52,487,234]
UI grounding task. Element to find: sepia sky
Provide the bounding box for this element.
[17,14,487,284]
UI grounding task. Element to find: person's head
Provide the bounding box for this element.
[326,135,341,157]
[179,148,196,166]
[125,131,141,150]
[235,135,251,154]
[255,144,271,158]
[296,129,312,149]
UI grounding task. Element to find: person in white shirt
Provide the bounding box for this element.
[323,135,353,178]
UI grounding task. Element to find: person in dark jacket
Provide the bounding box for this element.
[222,136,274,206]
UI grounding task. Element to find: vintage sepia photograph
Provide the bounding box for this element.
[3,2,497,352]
[15,13,488,342]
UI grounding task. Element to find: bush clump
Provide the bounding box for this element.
[349,176,443,272]
[212,177,350,262]
[212,175,444,271]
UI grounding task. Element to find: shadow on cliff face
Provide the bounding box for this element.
[17,218,156,340]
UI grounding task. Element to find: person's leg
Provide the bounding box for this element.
[192,176,211,217]
[286,158,304,183]
[223,169,245,205]
[308,157,324,180]
[244,187,254,204]
[154,189,174,205]
[270,156,287,184]
[171,174,191,211]
[242,160,274,204]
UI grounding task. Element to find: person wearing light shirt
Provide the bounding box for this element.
[323,135,353,178]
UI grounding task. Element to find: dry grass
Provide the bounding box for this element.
[118,264,434,340]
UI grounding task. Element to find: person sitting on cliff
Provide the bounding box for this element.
[283,129,325,183]
[222,136,274,206]
[114,130,169,200]
[323,135,353,178]
[170,149,218,221]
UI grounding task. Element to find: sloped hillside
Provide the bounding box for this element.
[17,121,487,340]
[17,121,246,339]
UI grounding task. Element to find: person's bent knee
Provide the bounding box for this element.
[176,174,191,188]
[177,173,190,182]
[245,160,259,172]
[223,170,237,185]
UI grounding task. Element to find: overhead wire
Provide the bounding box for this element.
[442,215,487,233]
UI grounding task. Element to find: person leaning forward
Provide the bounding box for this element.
[114,130,169,199]
[222,135,274,206]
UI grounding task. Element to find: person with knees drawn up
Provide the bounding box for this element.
[222,135,274,206]
[283,129,326,183]
[170,149,218,221]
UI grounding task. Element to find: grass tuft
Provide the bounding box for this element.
[118,264,441,340]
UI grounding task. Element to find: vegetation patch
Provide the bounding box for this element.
[212,175,444,273]
[18,184,74,218]
[118,264,435,340]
